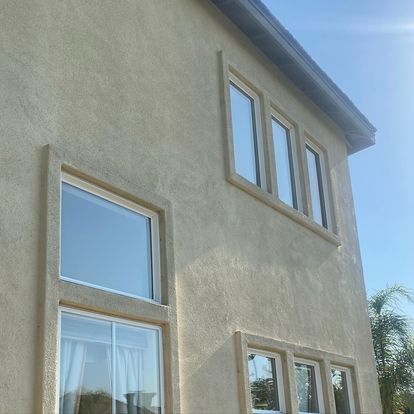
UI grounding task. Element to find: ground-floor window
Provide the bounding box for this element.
[58,308,163,414]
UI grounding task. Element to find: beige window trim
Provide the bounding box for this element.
[219,50,340,246]
[235,331,361,414]
[38,144,181,414]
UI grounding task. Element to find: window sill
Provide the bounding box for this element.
[227,173,341,247]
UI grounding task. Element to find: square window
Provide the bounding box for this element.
[229,75,266,188]
[58,309,163,414]
[60,173,161,301]
[305,142,330,229]
[331,366,355,414]
[248,350,285,413]
[271,113,301,210]
[294,359,324,414]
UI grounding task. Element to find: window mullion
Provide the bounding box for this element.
[111,322,116,414]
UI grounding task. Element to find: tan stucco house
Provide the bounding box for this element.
[0,0,381,413]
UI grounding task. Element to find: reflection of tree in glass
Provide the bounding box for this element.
[331,370,350,414]
[248,353,279,411]
[295,364,318,413]
[250,378,277,411]
[61,391,161,414]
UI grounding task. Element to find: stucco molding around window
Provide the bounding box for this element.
[37,144,181,414]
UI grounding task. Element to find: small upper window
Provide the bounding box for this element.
[247,350,285,413]
[60,173,161,301]
[305,143,329,228]
[229,75,265,188]
[294,359,324,414]
[331,366,355,414]
[271,113,301,210]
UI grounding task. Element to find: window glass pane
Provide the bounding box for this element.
[272,119,296,208]
[306,146,326,227]
[230,83,260,185]
[115,323,161,414]
[59,311,162,414]
[248,353,279,412]
[61,182,153,299]
[60,312,112,414]
[295,363,319,413]
[332,369,351,414]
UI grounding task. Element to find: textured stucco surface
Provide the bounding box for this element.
[0,0,381,413]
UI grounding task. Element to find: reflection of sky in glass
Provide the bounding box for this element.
[230,83,259,185]
[248,353,279,411]
[295,363,319,413]
[61,182,153,299]
[331,369,351,414]
[306,147,324,226]
[273,119,295,207]
[60,311,162,413]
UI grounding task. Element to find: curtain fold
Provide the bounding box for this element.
[59,339,87,414]
[116,346,143,410]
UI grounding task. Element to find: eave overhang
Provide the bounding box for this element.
[210,0,376,154]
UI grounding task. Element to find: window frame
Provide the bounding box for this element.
[270,109,303,212]
[219,52,340,246]
[303,137,333,230]
[228,73,267,190]
[294,357,325,414]
[60,172,162,303]
[247,348,286,414]
[57,306,165,414]
[330,365,356,414]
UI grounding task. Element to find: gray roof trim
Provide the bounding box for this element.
[211,0,376,154]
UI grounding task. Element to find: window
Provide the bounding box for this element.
[271,113,301,210]
[305,143,329,228]
[58,308,163,414]
[294,359,324,414]
[229,75,266,188]
[60,173,161,302]
[331,366,355,414]
[247,350,285,413]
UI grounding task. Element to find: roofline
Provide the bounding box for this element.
[210,0,376,154]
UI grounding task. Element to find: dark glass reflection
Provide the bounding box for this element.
[295,363,319,413]
[306,146,327,228]
[61,182,153,299]
[272,118,297,208]
[332,369,351,414]
[248,353,279,411]
[230,83,260,185]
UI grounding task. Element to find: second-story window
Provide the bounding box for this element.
[229,75,266,188]
[271,113,301,210]
[305,143,329,229]
[60,173,161,302]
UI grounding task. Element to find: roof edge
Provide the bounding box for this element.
[210,0,376,154]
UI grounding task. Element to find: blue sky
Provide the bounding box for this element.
[262,0,414,318]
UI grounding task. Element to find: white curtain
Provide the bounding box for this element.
[115,346,144,410]
[59,339,87,414]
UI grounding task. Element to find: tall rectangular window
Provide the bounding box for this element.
[331,367,355,414]
[271,115,300,209]
[58,309,163,414]
[305,144,328,228]
[247,350,285,413]
[60,173,161,301]
[294,359,324,414]
[229,76,265,188]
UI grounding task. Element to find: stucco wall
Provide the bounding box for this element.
[0,0,381,413]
